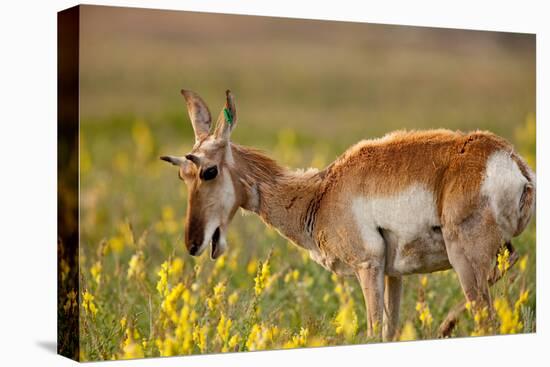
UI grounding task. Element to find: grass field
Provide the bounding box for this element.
[62,6,536,361]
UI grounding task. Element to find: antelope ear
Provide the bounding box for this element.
[214,89,237,141]
[160,156,194,181]
[181,89,212,141]
[160,155,186,166]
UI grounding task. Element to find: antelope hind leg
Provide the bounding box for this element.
[438,241,519,338]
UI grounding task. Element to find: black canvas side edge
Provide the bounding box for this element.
[57,5,80,361]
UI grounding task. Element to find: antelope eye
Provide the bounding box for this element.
[201,166,218,181]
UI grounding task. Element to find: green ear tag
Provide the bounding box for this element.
[223,107,233,126]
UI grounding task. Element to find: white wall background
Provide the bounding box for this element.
[0,1,547,366]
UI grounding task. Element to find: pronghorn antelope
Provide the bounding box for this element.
[161,89,536,341]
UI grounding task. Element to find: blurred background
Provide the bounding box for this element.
[76,5,536,360]
[80,4,535,241]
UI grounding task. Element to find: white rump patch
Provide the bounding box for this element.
[481,150,527,239]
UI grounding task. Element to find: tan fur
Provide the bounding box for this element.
[230,144,324,253]
[161,90,536,342]
[322,129,512,221]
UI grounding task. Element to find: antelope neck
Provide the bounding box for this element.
[231,144,324,250]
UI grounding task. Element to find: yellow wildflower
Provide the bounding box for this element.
[162,283,185,324]
[247,258,258,275]
[228,291,239,306]
[415,302,433,328]
[90,261,102,285]
[284,269,300,283]
[215,255,226,270]
[193,324,208,353]
[127,251,145,280]
[254,261,271,296]
[307,336,326,347]
[206,298,215,311]
[333,278,358,340]
[207,282,226,311]
[120,327,144,359]
[217,314,232,344]
[156,336,178,357]
[169,257,184,277]
[227,334,240,350]
[470,305,491,336]
[218,315,240,353]
[246,323,276,351]
[156,261,169,297]
[399,321,417,341]
[519,255,528,273]
[119,222,134,248]
[497,246,510,274]
[494,297,523,334]
[120,316,127,330]
[283,327,309,349]
[420,275,428,288]
[298,328,309,346]
[514,290,529,313]
[162,206,174,220]
[109,236,125,254]
[213,282,226,297]
[172,301,194,354]
[82,290,98,316]
[334,298,358,340]
[246,324,262,351]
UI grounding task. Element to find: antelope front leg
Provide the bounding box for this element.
[383,275,402,341]
[356,260,385,340]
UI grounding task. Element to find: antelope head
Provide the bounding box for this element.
[161,89,240,259]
